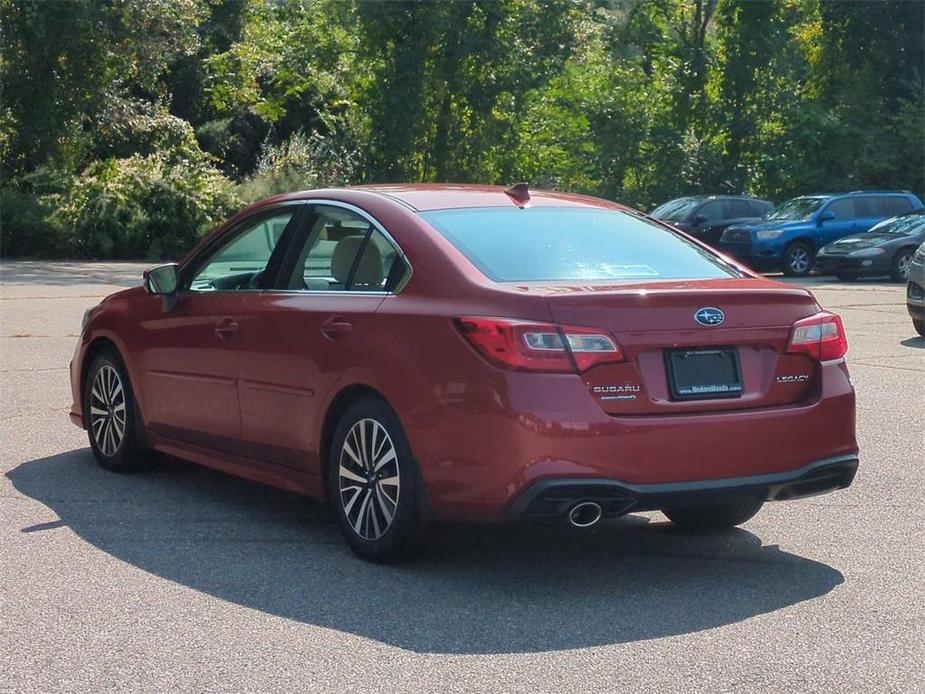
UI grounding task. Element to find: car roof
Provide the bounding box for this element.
[336,184,631,212]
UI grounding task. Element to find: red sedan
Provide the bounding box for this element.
[69,184,858,561]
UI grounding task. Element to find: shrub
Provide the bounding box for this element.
[50,152,240,260]
[237,129,360,203]
[0,188,64,258]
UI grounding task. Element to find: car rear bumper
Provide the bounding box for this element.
[506,454,858,521]
[411,360,858,523]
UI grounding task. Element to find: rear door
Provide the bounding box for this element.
[140,206,300,449]
[234,202,409,474]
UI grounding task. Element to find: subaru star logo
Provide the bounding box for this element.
[694,307,725,326]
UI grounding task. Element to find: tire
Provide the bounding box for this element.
[782,242,813,277]
[84,351,147,472]
[326,396,423,562]
[662,498,763,530]
[914,318,925,338]
[890,248,915,283]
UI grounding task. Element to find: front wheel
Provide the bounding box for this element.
[891,248,915,282]
[84,351,147,471]
[782,242,813,277]
[662,498,763,530]
[327,397,423,562]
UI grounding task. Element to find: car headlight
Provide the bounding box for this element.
[756,229,784,240]
[848,247,886,258]
[914,246,925,262]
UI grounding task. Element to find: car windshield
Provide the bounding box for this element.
[650,197,701,222]
[421,207,739,282]
[767,197,825,221]
[868,213,925,235]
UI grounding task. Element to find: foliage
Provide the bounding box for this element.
[1,0,923,258]
[48,152,239,260]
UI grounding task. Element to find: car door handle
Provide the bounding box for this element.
[214,317,239,338]
[321,316,352,339]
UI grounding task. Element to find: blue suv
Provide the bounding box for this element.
[718,191,924,276]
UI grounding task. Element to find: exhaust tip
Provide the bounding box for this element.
[568,501,603,528]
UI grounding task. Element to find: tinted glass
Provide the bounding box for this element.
[725,199,754,218]
[287,205,402,291]
[882,196,913,216]
[190,210,294,290]
[651,197,701,222]
[768,197,824,220]
[826,199,856,220]
[854,197,883,217]
[422,207,738,282]
[697,201,724,223]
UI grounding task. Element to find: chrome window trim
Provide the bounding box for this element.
[292,198,413,296]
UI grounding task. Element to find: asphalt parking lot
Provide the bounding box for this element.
[1,261,922,693]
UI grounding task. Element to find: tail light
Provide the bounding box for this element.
[786,312,848,360]
[454,317,624,373]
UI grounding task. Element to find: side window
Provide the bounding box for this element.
[882,196,913,216]
[724,199,753,218]
[825,199,855,220]
[697,201,724,223]
[287,205,406,292]
[189,209,295,291]
[854,197,883,218]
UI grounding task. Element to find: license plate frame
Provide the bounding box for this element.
[665,347,743,401]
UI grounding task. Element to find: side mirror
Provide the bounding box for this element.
[818,211,835,224]
[143,263,180,310]
[691,214,707,225]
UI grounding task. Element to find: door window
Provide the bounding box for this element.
[854,197,883,218]
[724,199,754,218]
[825,199,856,220]
[188,209,296,291]
[881,196,913,216]
[286,205,406,292]
[696,201,724,223]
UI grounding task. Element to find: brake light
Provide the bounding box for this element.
[786,312,848,360]
[454,317,624,373]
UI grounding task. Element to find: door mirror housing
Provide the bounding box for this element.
[143,263,180,295]
[818,210,836,224]
[691,214,708,226]
[143,264,181,310]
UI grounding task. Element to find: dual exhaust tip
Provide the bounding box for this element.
[567,501,603,528]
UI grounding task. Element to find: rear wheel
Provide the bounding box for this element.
[662,498,763,530]
[327,397,422,562]
[84,351,147,471]
[782,242,813,277]
[891,248,915,282]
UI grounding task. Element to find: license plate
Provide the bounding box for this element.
[666,347,743,400]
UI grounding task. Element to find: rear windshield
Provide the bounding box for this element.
[421,207,738,282]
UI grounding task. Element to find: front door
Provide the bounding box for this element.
[140,206,302,451]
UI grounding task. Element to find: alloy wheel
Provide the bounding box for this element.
[788,247,810,274]
[338,418,400,541]
[898,252,913,281]
[89,364,126,457]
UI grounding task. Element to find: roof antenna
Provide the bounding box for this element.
[504,182,530,207]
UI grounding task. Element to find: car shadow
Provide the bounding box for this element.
[8,450,845,655]
[900,336,923,348]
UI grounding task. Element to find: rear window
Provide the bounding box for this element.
[421,207,738,282]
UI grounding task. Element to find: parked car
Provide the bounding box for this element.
[70,185,859,561]
[650,195,773,247]
[719,191,924,277]
[907,242,925,337]
[816,210,925,281]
